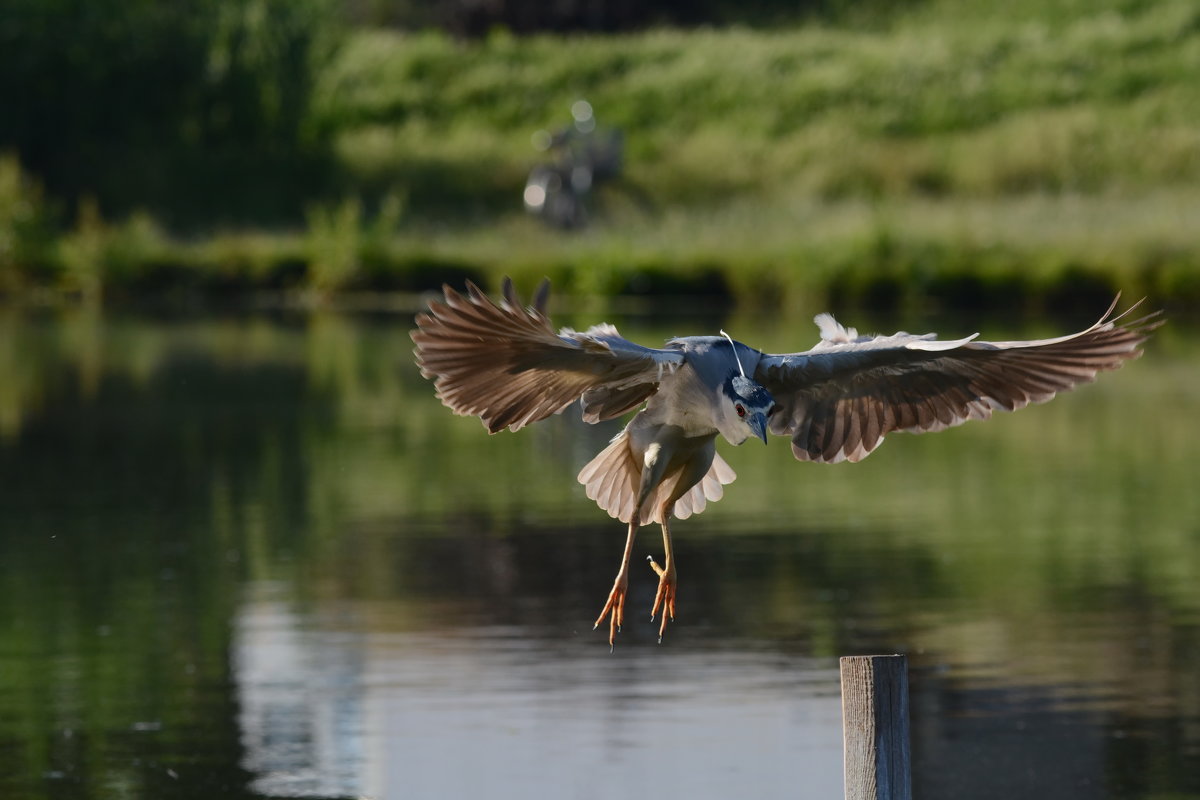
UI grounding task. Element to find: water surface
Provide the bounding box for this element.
[0,305,1196,800]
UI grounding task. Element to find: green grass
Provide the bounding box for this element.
[321,1,1200,201]
[5,0,1200,309]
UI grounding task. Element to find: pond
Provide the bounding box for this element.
[0,301,1197,800]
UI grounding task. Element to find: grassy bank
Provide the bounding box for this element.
[4,0,1199,310]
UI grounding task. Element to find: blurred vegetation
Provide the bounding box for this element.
[1,0,1199,309]
[0,0,341,227]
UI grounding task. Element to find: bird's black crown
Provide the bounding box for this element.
[725,375,774,409]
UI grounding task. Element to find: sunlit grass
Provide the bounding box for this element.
[7,0,1200,307]
[312,0,1200,306]
[319,0,1200,202]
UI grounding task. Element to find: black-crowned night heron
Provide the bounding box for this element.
[411,279,1158,647]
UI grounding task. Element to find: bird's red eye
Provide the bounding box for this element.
[736,404,746,418]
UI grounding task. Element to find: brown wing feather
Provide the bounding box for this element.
[412,279,682,433]
[758,298,1161,464]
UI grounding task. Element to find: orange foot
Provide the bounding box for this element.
[593,573,629,651]
[647,555,676,643]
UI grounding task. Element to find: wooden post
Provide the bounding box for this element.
[840,654,912,800]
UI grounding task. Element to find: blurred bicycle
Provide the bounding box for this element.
[523,100,623,229]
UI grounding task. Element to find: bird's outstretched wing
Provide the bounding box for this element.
[755,297,1161,464]
[412,278,684,432]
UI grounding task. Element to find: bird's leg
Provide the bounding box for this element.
[648,510,677,643]
[593,517,639,650]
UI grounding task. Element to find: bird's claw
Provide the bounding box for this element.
[593,576,628,649]
[647,556,676,643]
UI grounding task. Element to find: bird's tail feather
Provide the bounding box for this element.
[577,431,641,523]
[669,451,736,521]
[577,431,736,525]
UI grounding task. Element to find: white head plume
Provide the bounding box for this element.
[719,330,747,377]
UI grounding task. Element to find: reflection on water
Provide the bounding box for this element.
[0,306,1198,800]
[236,588,367,798]
[234,582,843,799]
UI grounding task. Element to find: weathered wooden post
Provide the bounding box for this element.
[840,654,912,800]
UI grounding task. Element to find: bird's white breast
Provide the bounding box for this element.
[643,363,725,437]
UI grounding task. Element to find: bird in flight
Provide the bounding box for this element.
[411,278,1159,648]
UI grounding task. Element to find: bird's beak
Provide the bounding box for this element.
[749,412,769,444]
